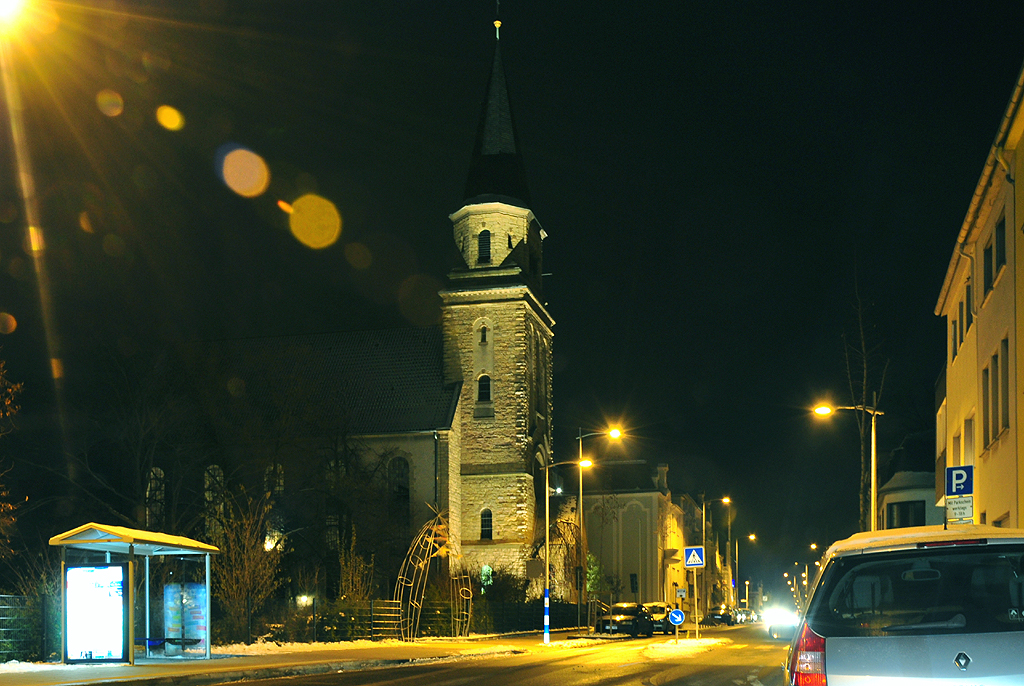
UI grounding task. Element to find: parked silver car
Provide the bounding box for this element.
[788,524,1024,684]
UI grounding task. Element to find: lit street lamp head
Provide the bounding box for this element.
[0,0,24,25]
[609,427,622,439]
[813,405,833,416]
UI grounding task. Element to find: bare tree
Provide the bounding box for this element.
[0,356,23,558]
[210,488,283,641]
[337,526,374,602]
[844,283,889,532]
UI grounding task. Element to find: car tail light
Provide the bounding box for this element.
[789,622,826,686]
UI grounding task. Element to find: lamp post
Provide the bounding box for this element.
[737,533,755,607]
[814,401,885,532]
[701,496,731,616]
[542,427,622,644]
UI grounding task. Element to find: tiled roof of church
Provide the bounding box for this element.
[212,327,459,435]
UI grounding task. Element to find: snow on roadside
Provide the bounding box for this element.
[642,638,727,658]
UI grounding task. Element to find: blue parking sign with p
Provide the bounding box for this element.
[946,466,973,497]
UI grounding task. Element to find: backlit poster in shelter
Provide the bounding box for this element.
[65,565,128,662]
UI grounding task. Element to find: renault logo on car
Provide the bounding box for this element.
[954,652,971,671]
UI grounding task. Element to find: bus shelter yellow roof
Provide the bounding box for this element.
[49,523,219,557]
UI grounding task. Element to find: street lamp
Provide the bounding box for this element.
[814,402,885,532]
[541,427,622,644]
[701,496,732,613]
[737,533,755,607]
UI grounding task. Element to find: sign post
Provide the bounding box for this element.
[684,546,705,640]
[945,466,975,525]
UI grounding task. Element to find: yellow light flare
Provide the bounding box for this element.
[813,405,833,416]
[219,146,270,198]
[156,104,184,131]
[344,242,372,269]
[609,428,622,439]
[579,458,593,468]
[27,225,43,253]
[277,199,293,214]
[96,89,123,117]
[0,312,16,334]
[0,0,25,26]
[50,356,63,379]
[288,193,341,249]
[77,211,93,233]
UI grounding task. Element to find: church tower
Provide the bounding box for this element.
[440,20,554,578]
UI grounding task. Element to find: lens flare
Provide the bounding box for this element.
[78,211,94,233]
[288,194,341,249]
[0,312,16,334]
[345,242,372,270]
[96,90,124,117]
[217,144,270,198]
[398,274,442,326]
[156,105,184,131]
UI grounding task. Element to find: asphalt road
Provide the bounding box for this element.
[223,624,790,686]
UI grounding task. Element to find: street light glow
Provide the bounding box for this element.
[813,405,833,416]
[0,0,24,23]
[609,427,622,439]
[722,496,731,505]
[579,458,593,468]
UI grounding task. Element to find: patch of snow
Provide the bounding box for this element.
[642,638,727,658]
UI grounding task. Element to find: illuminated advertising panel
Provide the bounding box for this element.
[65,564,128,662]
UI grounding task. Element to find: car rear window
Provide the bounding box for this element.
[612,605,638,615]
[807,543,1024,637]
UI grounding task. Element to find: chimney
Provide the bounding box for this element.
[656,463,669,494]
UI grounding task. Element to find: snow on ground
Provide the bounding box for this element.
[642,638,727,658]
[0,635,725,674]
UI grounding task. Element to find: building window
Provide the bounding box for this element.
[982,366,991,446]
[991,351,1000,440]
[146,467,165,530]
[886,500,925,529]
[965,285,973,332]
[963,417,975,465]
[265,463,285,499]
[995,217,1006,272]
[478,375,491,402]
[480,326,488,344]
[1001,337,1010,431]
[480,509,493,540]
[204,465,225,541]
[984,241,994,294]
[481,564,493,591]
[326,514,339,550]
[951,320,957,362]
[478,230,491,264]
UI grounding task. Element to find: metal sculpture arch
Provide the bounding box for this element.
[393,508,472,640]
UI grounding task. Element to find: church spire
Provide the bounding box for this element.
[462,16,531,208]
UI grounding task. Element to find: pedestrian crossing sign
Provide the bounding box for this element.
[684,546,705,568]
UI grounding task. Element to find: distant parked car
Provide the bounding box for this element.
[788,524,1024,684]
[595,602,655,637]
[645,602,672,634]
[734,607,755,623]
[704,606,735,626]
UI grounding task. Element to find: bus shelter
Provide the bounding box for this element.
[49,523,219,664]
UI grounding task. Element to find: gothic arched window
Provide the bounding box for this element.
[204,465,225,540]
[478,230,491,264]
[146,467,165,529]
[478,375,491,402]
[481,508,493,540]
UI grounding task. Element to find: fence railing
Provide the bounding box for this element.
[0,594,588,660]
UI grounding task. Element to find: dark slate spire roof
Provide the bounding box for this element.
[462,32,531,208]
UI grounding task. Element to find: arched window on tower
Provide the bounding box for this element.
[481,509,493,540]
[478,375,491,402]
[480,326,488,344]
[478,230,491,264]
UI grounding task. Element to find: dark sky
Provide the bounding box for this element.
[1,1,1024,595]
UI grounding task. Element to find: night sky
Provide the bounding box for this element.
[1,1,1024,597]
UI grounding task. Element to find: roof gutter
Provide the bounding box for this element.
[936,60,1024,316]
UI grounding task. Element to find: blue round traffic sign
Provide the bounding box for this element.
[668,609,685,626]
